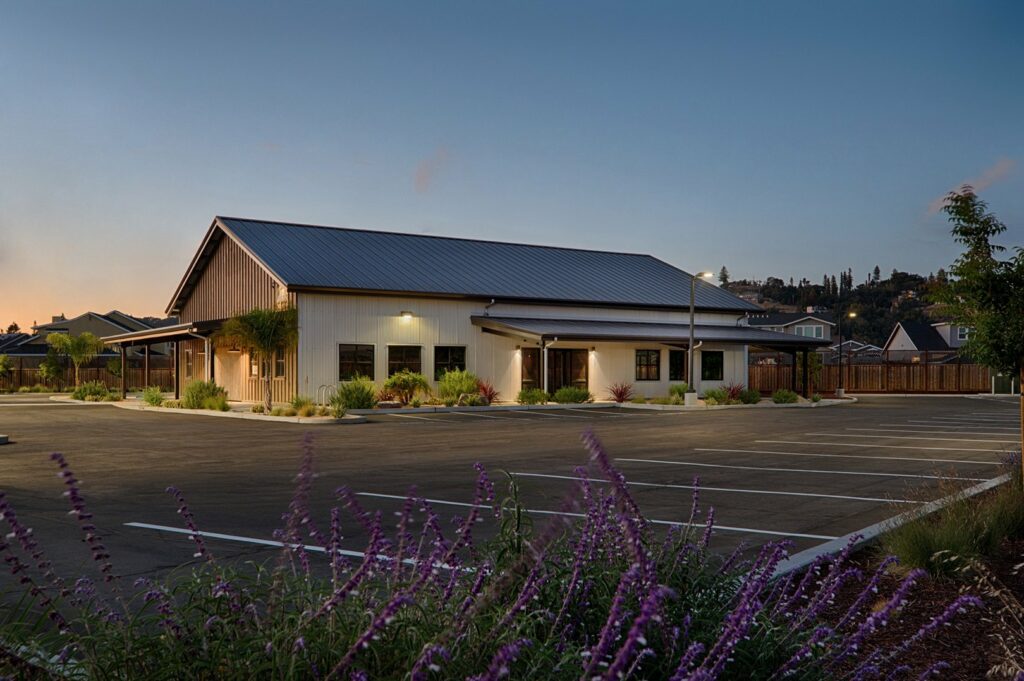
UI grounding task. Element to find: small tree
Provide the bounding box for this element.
[5,322,19,334]
[718,266,730,286]
[47,332,105,387]
[935,186,1024,476]
[215,306,298,412]
[0,354,12,385]
[38,349,65,388]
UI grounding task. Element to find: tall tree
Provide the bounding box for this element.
[47,332,105,387]
[215,306,299,412]
[936,185,1024,475]
[718,266,730,286]
[5,322,19,334]
[872,265,881,283]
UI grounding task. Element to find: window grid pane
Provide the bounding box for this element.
[434,346,467,380]
[339,344,375,381]
[388,346,422,376]
[701,351,724,381]
[635,349,660,381]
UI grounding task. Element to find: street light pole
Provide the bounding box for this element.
[836,309,856,398]
[688,271,715,396]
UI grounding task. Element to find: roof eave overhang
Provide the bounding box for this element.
[101,321,222,345]
[289,286,759,314]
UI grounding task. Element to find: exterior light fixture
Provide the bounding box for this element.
[400,310,413,320]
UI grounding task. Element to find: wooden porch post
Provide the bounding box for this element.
[119,345,126,399]
[173,341,179,399]
[790,351,797,391]
[144,345,150,389]
[802,350,809,397]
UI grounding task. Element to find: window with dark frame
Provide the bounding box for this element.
[339,344,374,381]
[635,349,660,381]
[273,346,286,378]
[668,350,686,382]
[433,346,466,380]
[387,345,422,376]
[184,349,193,379]
[700,350,724,381]
[521,348,540,389]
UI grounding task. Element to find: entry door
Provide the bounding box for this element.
[547,349,588,393]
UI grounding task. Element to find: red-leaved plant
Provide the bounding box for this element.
[477,380,499,405]
[607,382,635,403]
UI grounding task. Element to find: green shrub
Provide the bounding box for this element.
[162,399,181,409]
[460,394,488,407]
[181,381,227,410]
[738,388,761,404]
[650,396,673,405]
[17,386,31,393]
[437,369,480,406]
[811,393,822,403]
[410,397,423,409]
[383,370,430,405]
[31,383,48,393]
[881,466,1024,577]
[72,381,110,401]
[290,395,314,410]
[202,395,230,412]
[142,386,164,407]
[297,404,317,417]
[552,386,593,404]
[702,387,728,406]
[516,388,549,405]
[668,383,689,398]
[251,403,266,414]
[270,406,298,417]
[333,376,377,410]
[771,389,799,404]
[316,406,331,417]
[630,395,648,404]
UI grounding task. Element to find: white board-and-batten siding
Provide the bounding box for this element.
[296,292,748,400]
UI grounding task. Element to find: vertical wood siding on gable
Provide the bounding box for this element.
[177,234,297,404]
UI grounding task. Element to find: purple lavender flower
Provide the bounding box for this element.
[468,638,532,681]
[410,644,449,681]
[329,593,412,677]
[165,485,213,562]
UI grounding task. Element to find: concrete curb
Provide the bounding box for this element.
[773,473,1012,578]
[347,402,611,415]
[108,400,367,425]
[619,397,857,412]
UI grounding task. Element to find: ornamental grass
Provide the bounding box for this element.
[0,433,979,680]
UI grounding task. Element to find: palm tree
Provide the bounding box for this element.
[46,332,105,387]
[215,306,298,412]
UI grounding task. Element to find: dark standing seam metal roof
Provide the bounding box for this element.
[213,217,761,312]
[470,317,830,348]
[893,320,950,351]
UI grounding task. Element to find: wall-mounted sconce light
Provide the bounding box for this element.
[515,344,521,350]
[590,346,596,352]
[400,310,414,320]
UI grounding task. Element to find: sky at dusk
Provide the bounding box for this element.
[1,1,1022,329]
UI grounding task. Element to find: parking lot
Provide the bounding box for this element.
[0,394,1017,580]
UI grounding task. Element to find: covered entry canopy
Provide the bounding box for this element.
[100,321,223,399]
[471,316,830,351]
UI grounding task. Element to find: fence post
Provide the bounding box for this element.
[923,352,929,392]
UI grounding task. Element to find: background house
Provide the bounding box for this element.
[746,309,835,341]
[881,320,964,363]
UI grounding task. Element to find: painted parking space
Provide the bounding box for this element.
[0,395,1016,578]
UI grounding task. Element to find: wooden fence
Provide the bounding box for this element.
[749,362,993,395]
[0,362,173,392]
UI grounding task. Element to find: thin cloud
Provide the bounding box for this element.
[414,147,450,193]
[927,157,1015,214]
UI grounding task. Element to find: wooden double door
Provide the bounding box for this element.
[522,348,588,393]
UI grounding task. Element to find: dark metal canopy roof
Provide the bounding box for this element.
[170,217,762,313]
[100,321,222,346]
[471,316,830,349]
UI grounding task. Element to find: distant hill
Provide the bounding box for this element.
[722,267,949,347]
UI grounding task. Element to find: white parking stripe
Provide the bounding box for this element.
[697,447,1001,467]
[929,413,1015,419]
[860,427,1019,437]
[519,410,588,419]
[615,457,987,482]
[900,421,1019,430]
[512,471,916,504]
[355,492,838,540]
[445,410,504,420]
[806,432,1017,444]
[388,413,452,423]
[757,440,1007,453]
[565,408,631,417]
[126,522,464,570]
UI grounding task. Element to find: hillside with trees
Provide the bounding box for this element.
[723,267,949,347]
